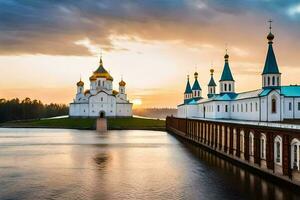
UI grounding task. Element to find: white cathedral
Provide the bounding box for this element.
[178,25,300,122]
[69,57,132,117]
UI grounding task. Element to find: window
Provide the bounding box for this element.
[277,77,280,86]
[217,105,220,112]
[272,99,276,113]
[229,84,231,91]
[246,104,248,112]
[225,105,228,112]
[198,91,200,96]
[256,102,258,111]
[237,104,239,112]
[268,76,270,86]
[274,136,282,165]
[289,102,292,111]
[298,102,300,111]
[264,77,266,87]
[272,76,275,85]
[224,84,227,91]
[276,141,281,163]
[241,104,243,112]
[101,97,103,102]
[250,103,253,112]
[98,80,101,86]
[232,105,235,112]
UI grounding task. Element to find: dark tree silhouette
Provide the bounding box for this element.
[0,98,69,122]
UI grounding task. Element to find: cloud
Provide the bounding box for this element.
[0,0,299,65]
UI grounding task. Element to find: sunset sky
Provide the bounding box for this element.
[0,0,300,108]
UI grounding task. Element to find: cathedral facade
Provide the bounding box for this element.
[69,57,132,118]
[178,25,300,122]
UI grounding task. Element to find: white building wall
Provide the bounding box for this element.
[116,103,132,117]
[230,98,260,121]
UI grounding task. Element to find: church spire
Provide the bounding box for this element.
[208,69,216,98]
[262,20,281,88]
[99,50,103,67]
[219,49,235,93]
[220,50,234,82]
[262,20,280,75]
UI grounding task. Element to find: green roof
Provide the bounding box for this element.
[184,79,192,94]
[262,43,280,75]
[220,61,234,81]
[192,79,201,90]
[208,75,217,86]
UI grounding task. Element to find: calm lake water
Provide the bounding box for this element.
[0,128,299,200]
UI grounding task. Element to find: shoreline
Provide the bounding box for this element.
[0,117,166,132]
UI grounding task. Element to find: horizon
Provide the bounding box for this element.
[1,1,300,108]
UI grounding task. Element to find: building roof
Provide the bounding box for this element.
[260,86,300,97]
[192,79,201,90]
[208,75,217,86]
[262,42,280,75]
[93,57,114,81]
[220,55,234,81]
[262,28,280,75]
[184,77,192,94]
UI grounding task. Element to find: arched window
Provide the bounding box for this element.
[289,102,292,111]
[274,136,282,165]
[272,76,275,85]
[291,138,300,170]
[250,103,253,112]
[264,77,266,87]
[277,77,280,86]
[229,84,231,91]
[268,76,270,86]
[261,134,266,159]
[98,80,101,86]
[246,104,248,112]
[225,105,228,112]
[272,98,276,113]
[224,83,227,91]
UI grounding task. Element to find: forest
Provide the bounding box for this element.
[0,98,68,123]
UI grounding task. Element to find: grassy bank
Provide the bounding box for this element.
[0,117,166,131]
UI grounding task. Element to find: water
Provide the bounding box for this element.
[0,128,299,200]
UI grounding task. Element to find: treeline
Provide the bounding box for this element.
[133,108,177,119]
[0,98,69,123]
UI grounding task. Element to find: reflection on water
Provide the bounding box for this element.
[0,128,299,200]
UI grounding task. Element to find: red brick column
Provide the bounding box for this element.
[229,127,234,155]
[224,126,228,153]
[266,132,274,171]
[282,134,291,177]
[219,125,223,150]
[214,124,218,149]
[254,130,261,165]
[244,129,250,161]
[236,128,241,157]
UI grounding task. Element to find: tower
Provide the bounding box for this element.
[262,20,281,88]
[118,78,127,100]
[192,71,202,99]
[219,51,235,94]
[77,79,84,94]
[184,75,193,101]
[208,69,217,98]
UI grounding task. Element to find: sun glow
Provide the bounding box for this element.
[132,98,142,106]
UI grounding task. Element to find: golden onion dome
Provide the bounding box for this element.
[89,75,97,81]
[119,80,126,87]
[267,32,274,42]
[84,90,90,95]
[107,74,113,81]
[112,90,119,95]
[77,80,84,87]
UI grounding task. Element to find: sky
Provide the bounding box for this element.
[0,0,300,108]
